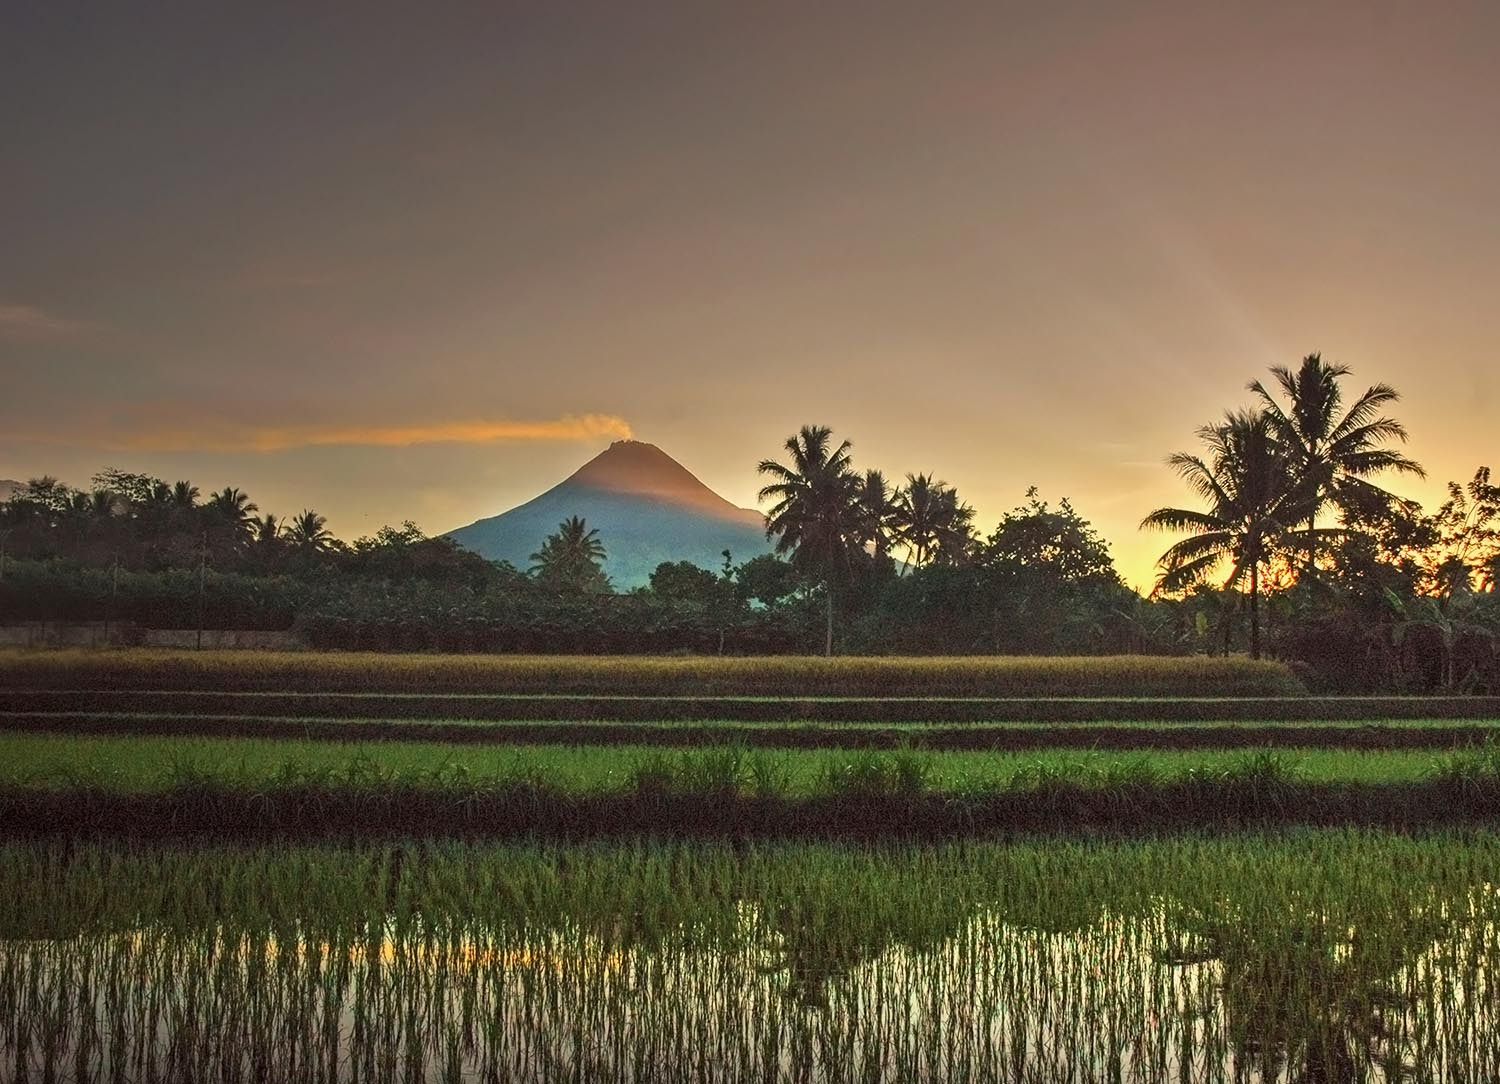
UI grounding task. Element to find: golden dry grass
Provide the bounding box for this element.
[0,648,1306,697]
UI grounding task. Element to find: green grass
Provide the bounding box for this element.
[0,647,1308,697]
[0,732,1462,793]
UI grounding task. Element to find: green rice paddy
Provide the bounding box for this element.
[0,732,1468,792]
[5,831,1500,1082]
[5,648,1499,1080]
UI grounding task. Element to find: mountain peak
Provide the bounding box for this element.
[445,441,770,587]
[563,440,749,518]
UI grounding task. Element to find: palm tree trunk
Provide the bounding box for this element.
[1305,513,1317,581]
[824,583,834,657]
[1249,560,1261,660]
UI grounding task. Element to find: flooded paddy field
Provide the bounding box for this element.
[5,831,1500,1083]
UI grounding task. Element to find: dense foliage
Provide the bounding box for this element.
[1,352,1495,688]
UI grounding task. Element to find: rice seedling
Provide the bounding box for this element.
[3,831,1500,1082]
[5,735,1500,839]
[0,733,1465,794]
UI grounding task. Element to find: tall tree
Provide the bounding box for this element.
[144,480,174,511]
[529,515,610,593]
[758,425,860,655]
[987,488,1120,585]
[287,509,335,554]
[18,477,74,516]
[893,473,941,570]
[1249,353,1424,574]
[1142,409,1315,659]
[1421,467,1500,603]
[64,490,121,564]
[930,487,978,566]
[853,469,898,560]
[204,487,259,556]
[251,513,283,569]
[171,481,200,509]
[893,473,974,570]
[91,468,165,507]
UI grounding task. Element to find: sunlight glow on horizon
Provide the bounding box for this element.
[2,4,1494,595]
[5,413,635,454]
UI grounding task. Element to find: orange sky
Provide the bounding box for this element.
[2,3,1495,589]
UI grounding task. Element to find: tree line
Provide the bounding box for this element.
[0,459,1143,660]
[740,354,1495,686]
[1141,355,1497,689]
[0,351,1495,688]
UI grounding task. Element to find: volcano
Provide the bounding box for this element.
[446,441,772,587]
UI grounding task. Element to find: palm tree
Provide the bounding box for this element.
[251,513,283,568]
[758,425,860,656]
[1142,409,1316,659]
[84,490,119,519]
[893,473,943,570]
[205,487,259,552]
[530,515,610,592]
[171,481,200,509]
[930,488,979,566]
[60,490,120,564]
[854,469,898,559]
[892,474,975,570]
[144,480,174,510]
[1249,354,1424,575]
[287,509,335,553]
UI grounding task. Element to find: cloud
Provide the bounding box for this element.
[0,303,86,337]
[2,412,634,453]
[206,414,636,452]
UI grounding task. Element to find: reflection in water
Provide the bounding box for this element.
[4,897,1498,1083]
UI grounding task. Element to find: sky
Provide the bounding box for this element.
[2,1,1496,590]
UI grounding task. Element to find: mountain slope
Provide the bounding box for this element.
[446,442,772,587]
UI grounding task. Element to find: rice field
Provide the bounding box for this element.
[7,733,1500,841]
[5,832,1500,1083]
[0,648,1308,697]
[0,732,1471,792]
[6,648,1500,1079]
